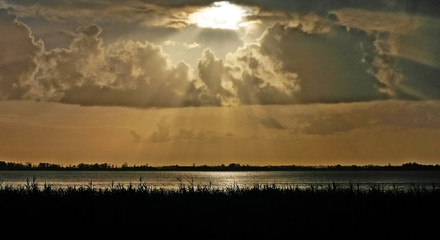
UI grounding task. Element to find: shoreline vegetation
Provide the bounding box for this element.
[1,179,439,238]
[2,162,439,237]
[1,161,439,171]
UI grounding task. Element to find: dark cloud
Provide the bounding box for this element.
[333,8,440,99]
[4,0,439,29]
[398,21,440,68]
[130,129,142,143]
[237,0,440,17]
[176,128,195,139]
[302,113,362,135]
[397,58,440,100]
[0,9,42,100]
[32,30,76,50]
[195,28,243,57]
[232,70,299,105]
[300,100,440,135]
[1,0,199,51]
[147,125,237,142]
[5,0,194,28]
[175,128,235,141]
[259,117,286,129]
[258,22,392,102]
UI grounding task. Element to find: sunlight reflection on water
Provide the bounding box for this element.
[1,171,439,190]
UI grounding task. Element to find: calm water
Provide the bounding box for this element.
[1,171,439,190]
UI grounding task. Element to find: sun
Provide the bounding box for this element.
[189,1,250,30]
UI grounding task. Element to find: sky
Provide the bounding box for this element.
[0,0,439,166]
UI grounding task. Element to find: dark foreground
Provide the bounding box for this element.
[1,183,439,239]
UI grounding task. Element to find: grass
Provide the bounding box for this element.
[1,179,439,238]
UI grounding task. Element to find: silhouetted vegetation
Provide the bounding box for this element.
[0,179,439,238]
[0,161,439,171]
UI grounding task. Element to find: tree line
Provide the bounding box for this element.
[0,161,439,171]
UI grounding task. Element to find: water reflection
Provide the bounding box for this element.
[0,170,439,190]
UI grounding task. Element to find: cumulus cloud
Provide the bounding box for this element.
[3,11,305,108]
[0,12,224,108]
[149,118,171,142]
[28,24,203,107]
[197,49,236,105]
[1,1,439,107]
[184,42,200,49]
[189,42,303,106]
[164,40,200,49]
[226,41,300,105]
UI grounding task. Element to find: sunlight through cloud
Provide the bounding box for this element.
[189,1,251,30]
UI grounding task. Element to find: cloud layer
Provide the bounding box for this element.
[1,100,439,165]
[1,1,439,107]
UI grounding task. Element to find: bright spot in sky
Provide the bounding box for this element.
[190,1,250,30]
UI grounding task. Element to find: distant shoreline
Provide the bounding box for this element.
[1,161,439,171]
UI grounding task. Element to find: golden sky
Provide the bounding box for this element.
[0,1,439,166]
